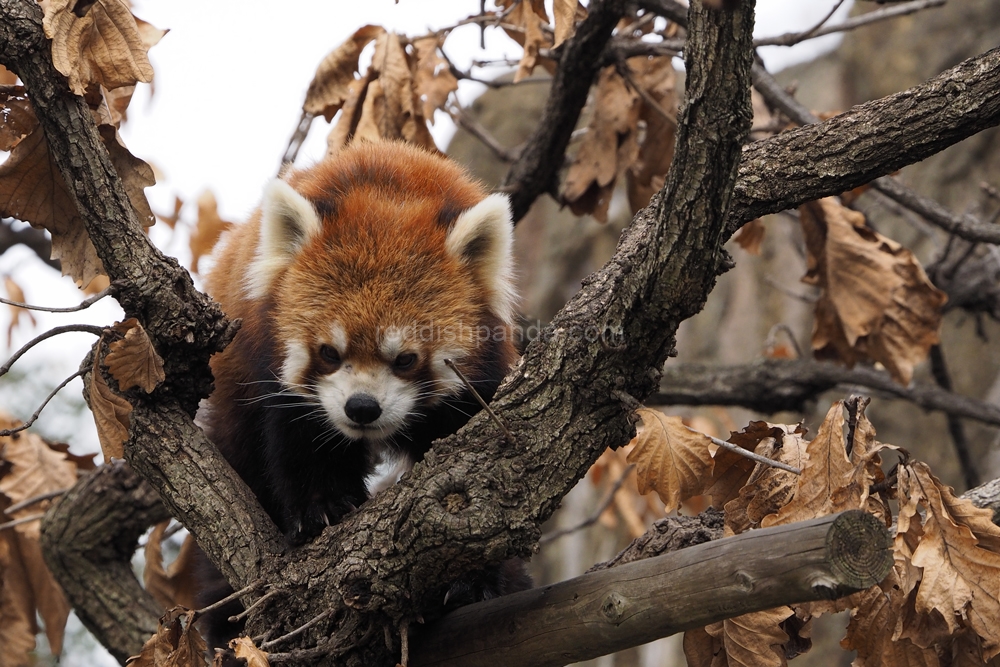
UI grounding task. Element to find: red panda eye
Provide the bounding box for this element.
[394,353,417,370]
[319,344,341,366]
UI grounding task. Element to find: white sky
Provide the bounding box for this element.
[2,2,855,663]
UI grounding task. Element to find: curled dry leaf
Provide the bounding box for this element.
[411,36,458,123]
[497,0,554,83]
[90,337,133,461]
[625,56,678,214]
[3,275,37,348]
[718,607,794,667]
[800,197,947,384]
[326,72,372,157]
[0,527,41,667]
[895,461,1000,659]
[626,409,714,514]
[553,0,587,47]
[126,607,208,667]
[303,25,386,121]
[228,637,270,667]
[99,125,156,228]
[189,190,233,275]
[104,318,165,393]
[0,126,104,287]
[144,524,198,611]
[0,86,37,151]
[42,0,158,95]
[0,423,77,538]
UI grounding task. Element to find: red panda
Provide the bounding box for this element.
[195,141,528,647]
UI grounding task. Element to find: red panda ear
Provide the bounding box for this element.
[246,179,322,299]
[445,193,516,325]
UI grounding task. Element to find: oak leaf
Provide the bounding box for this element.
[189,191,233,275]
[104,318,165,393]
[718,607,794,667]
[683,625,725,667]
[0,426,77,539]
[0,87,37,151]
[553,0,587,47]
[498,0,554,83]
[99,124,156,228]
[42,0,158,95]
[626,409,714,513]
[90,337,132,461]
[624,56,677,214]
[0,65,16,85]
[411,36,458,123]
[227,637,269,667]
[303,25,385,122]
[3,276,36,348]
[143,525,197,611]
[0,528,39,667]
[326,73,372,156]
[126,607,207,667]
[800,198,947,384]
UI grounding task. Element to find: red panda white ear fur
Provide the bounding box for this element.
[246,179,322,300]
[445,193,516,325]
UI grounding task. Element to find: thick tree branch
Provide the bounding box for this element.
[412,511,892,667]
[0,217,59,270]
[653,358,1000,428]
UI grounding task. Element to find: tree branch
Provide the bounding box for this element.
[652,358,1000,428]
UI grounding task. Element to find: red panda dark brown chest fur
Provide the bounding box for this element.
[196,142,528,648]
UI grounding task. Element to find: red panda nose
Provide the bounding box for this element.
[344,394,382,425]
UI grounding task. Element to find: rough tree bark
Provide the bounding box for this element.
[1,0,999,665]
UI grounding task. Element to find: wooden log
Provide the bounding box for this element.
[412,510,891,667]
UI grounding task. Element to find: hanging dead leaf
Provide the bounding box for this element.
[326,70,374,157]
[733,219,766,255]
[626,409,714,513]
[154,196,184,230]
[411,36,458,123]
[99,124,156,228]
[144,525,198,610]
[800,198,947,384]
[553,0,587,47]
[304,25,385,121]
[0,426,77,538]
[0,87,37,151]
[624,56,678,213]
[90,339,132,461]
[719,607,794,667]
[42,0,159,95]
[705,444,756,510]
[104,318,165,393]
[0,65,17,85]
[126,607,207,667]
[896,461,1000,658]
[722,423,807,536]
[0,126,105,286]
[0,528,40,667]
[682,625,724,667]
[563,67,640,222]
[189,191,233,275]
[498,0,554,83]
[228,637,269,667]
[3,276,37,348]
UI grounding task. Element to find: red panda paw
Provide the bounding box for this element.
[285,496,361,546]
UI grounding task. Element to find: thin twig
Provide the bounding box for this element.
[616,61,677,124]
[763,323,804,359]
[399,619,411,667]
[228,588,281,623]
[540,463,636,544]
[280,109,315,171]
[0,324,105,376]
[446,105,521,163]
[0,512,44,531]
[0,286,111,313]
[192,580,264,620]
[700,430,802,475]
[0,369,84,437]
[929,344,979,490]
[4,488,68,514]
[755,0,945,48]
[261,609,334,650]
[443,358,515,444]
[754,0,845,48]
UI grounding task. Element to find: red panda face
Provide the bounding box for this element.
[241,143,515,444]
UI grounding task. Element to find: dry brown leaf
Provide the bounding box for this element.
[722,423,807,536]
[126,607,207,667]
[733,219,766,255]
[553,0,586,46]
[563,67,640,222]
[0,65,17,85]
[0,529,39,667]
[0,126,105,286]
[499,0,554,83]
[3,276,37,348]
[99,124,156,228]
[229,637,269,667]
[0,426,77,539]
[189,191,233,275]
[626,409,714,513]
[411,36,458,123]
[0,87,37,152]
[800,198,947,384]
[90,338,132,461]
[721,607,794,667]
[897,461,1000,658]
[705,444,756,510]
[325,73,372,157]
[104,318,165,393]
[144,525,198,611]
[42,0,158,95]
[303,25,385,121]
[683,625,726,667]
[154,196,184,230]
[624,56,677,213]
